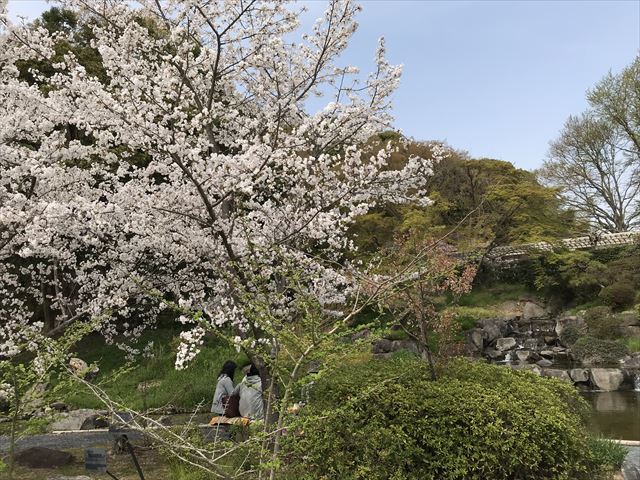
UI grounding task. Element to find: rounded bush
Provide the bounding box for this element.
[583,306,623,340]
[583,306,612,323]
[572,336,628,365]
[559,325,580,346]
[599,282,636,309]
[282,355,599,480]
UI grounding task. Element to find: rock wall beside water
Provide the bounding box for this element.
[466,300,640,392]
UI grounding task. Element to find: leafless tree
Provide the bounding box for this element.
[541,114,640,232]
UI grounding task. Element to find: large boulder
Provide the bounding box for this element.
[351,329,371,341]
[617,311,640,327]
[69,357,88,374]
[515,350,540,363]
[22,382,48,415]
[15,447,73,468]
[484,348,505,360]
[536,359,553,368]
[621,326,640,338]
[390,340,421,355]
[543,369,572,382]
[523,338,539,350]
[522,301,547,320]
[476,318,510,343]
[569,368,590,383]
[372,339,393,354]
[555,315,586,337]
[51,409,107,431]
[468,329,484,351]
[590,368,625,391]
[622,354,640,369]
[69,357,99,381]
[495,337,517,352]
[497,300,521,319]
[80,413,110,430]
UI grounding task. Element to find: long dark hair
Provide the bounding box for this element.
[248,363,259,377]
[219,360,237,379]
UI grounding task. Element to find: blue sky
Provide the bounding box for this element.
[7,0,640,169]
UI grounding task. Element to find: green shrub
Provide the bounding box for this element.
[445,306,501,331]
[599,282,636,309]
[583,306,612,323]
[282,356,599,480]
[626,337,640,353]
[572,336,628,365]
[385,328,410,341]
[559,326,580,346]
[583,306,623,340]
[587,437,627,473]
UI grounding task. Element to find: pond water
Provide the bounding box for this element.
[581,391,640,440]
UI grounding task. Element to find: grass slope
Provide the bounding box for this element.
[61,328,248,412]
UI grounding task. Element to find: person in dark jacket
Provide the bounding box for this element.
[210,360,236,414]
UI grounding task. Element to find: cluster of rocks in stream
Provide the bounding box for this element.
[467,300,640,392]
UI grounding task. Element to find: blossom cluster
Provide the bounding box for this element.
[0,0,440,364]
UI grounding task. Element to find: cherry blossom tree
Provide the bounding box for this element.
[0,0,441,395]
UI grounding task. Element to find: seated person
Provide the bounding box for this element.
[210,360,236,415]
[233,363,264,420]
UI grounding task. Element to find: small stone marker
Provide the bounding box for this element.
[84,448,107,473]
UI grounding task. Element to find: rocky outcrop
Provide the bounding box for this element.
[80,413,110,430]
[69,357,99,381]
[522,301,547,320]
[515,350,540,363]
[372,338,422,356]
[15,447,73,468]
[590,368,625,391]
[51,409,108,431]
[621,326,640,338]
[622,353,640,369]
[496,337,517,351]
[372,339,393,354]
[618,310,640,326]
[554,316,587,337]
[476,318,510,343]
[468,329,484,351]
[569,368,590,383]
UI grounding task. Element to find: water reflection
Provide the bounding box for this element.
[581,391,640,440]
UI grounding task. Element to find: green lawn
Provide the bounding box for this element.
[59,328,248,411]
[457,282,531,308]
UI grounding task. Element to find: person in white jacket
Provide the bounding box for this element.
[233,364,264,420]
[210,360,236,415]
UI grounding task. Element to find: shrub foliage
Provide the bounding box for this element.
[572,336,629,365]
[282,355,602,480]
[599,282,636,309]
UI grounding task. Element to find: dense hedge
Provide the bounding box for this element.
[572,336,628,365]
[599,282,636,309]
[583,306,624,340]
[282,355,603,480]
